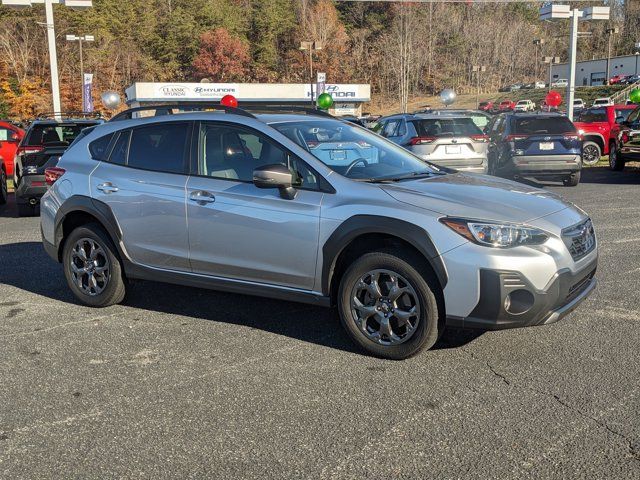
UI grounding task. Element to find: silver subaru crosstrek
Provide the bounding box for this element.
[40,106,598,359]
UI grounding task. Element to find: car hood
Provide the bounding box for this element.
[382,173,577,224]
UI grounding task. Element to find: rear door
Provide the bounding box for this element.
[89,122,192,271]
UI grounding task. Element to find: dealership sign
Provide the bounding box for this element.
[153,83,239,99]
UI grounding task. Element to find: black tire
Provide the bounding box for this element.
[563,170,581,187]
[337,250,443,360]
[609,147,625,171]
[581,141,601,166]
[62,223,126,307]
[17,203,37,217]
[0,168,7,205]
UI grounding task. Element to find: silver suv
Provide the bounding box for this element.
[378,113,488,173]
[40,106,598,359]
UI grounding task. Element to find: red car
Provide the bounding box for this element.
[0,121,25,177]
[498,100,515,111]
[573,104,637,165]
[478,101,494,112]
[609,74,629,85]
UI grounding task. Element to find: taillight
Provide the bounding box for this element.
[409,136,436,145]
[505,135,528,142]
[17,145,45,156]
[470,134,489,143]
[563,133,582,141]
[45,167,65,186]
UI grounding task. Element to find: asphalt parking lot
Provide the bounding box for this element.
[1,166,639,479]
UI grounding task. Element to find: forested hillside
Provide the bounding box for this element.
[0,0,638,118]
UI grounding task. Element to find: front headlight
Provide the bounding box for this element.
[440,217,549,248]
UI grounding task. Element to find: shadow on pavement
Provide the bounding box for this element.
[0,240,483,355]
[513,165,640,189]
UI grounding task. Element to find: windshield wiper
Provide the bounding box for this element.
[366,171,442,183]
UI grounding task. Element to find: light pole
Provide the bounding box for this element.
[605,27,619,84]
[540,4,610,121]
[299,41,323,106]
[543,56,561,92]
[635,42,640,75]
[533,39,544,80]
[66,34,94,111]
[1,1,93,119]
[472,65,486,109]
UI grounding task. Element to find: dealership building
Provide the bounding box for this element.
[125,82,371,116]
[550,53,640,86]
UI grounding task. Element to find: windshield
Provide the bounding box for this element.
[513,116,576,134]
[412,118,482,137]
[271,119,440,181]
[26,123,99,146]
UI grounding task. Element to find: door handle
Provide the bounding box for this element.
[189,190,216,205]
[96,182,119,194]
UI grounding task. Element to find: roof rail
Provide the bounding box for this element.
[35,111,104,120]
[244,105,334,118]
[108,103,256,122]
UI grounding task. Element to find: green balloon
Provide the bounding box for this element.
[317,93,334,110]
[629,88,640,104]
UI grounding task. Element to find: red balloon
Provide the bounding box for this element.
[545,90,562,108]
[220,94,238,108]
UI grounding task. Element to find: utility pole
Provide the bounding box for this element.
[533,39,544,80]
[66,34,95,111]
[299,41,323,106]
[472,65,486,109]
[605,27,619,84]
[543,56,560,92]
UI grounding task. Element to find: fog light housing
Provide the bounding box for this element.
[504,289,535,315]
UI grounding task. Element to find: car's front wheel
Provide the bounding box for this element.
[582,141,601,166]
[0,168,7,205]
[62,224,126,307]
[609,147,625,171]
[338,250,442,359]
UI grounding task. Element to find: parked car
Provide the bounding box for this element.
[551,79,568,88]
[621,74,640,85]
[13,115,102,216]
[522,83,534,90]
[499,100,516,111]
[427,109,492,130]
[573,104,637,165]
[0,155,7,205]
[611,106,640,171]
[592,97,614,107]
[486,113,582,186]
[534,81,547,89]
[0,120,25,177]
[573,99,585,111]
[478,101,494,112]
[514,100,536,112]
[609,74,629,85]
[40,105,598,359]
[378,113,488,173]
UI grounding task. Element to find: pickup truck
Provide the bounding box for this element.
[572,104,637,165]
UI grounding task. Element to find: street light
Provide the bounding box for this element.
[605,27,619,85]
[472,65,486,110]
[533,39,545,80]
[543,56,561,92]
[1,0,93,118]
[540,5,610,121]
[66,34,94,111]
[299,41,323,106]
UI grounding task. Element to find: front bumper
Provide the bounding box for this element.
[15,174,47,205]
[446,257,597,330]
[511,155,581,176]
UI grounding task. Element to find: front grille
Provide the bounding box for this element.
[562,218,596,261]
[565,269,596,302]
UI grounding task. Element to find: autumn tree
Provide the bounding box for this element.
[192,28,251,82]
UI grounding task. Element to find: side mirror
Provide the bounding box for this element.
[253,164,297,200]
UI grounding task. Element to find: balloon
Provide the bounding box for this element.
[545,90,562,108]
[440,89,456,106]
[220,95,238,108]
[629,88,640,104]
[101,91,121,110]
[317,93,334,110]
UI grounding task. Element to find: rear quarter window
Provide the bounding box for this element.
[513,117,576,135]
[89,133,115,160]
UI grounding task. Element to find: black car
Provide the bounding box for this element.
[13,115,102,216]
[612,106,640,171]
[485,113,583,186]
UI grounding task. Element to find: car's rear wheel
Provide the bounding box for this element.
[582,141,601,166]
[63,224,126,307]
[609,147,625,171]
[563,170,581,187]
[0,168,7,205]
[337,250,442,359]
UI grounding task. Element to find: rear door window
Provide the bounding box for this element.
[577,109,607,122]
[127,123,190,174]
[412,118,482,137]
[513,117,576,135]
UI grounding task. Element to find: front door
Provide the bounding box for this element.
[89,122,192,271]
[186,121,324,290]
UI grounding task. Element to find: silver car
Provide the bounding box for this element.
[378,113,488,173]
[40,107,597,359]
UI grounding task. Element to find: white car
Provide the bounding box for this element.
[514,100,536,112]
[551,79,568,88]
[534,81,546,89]
[573,98,585,110]
[592,97,613,107]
